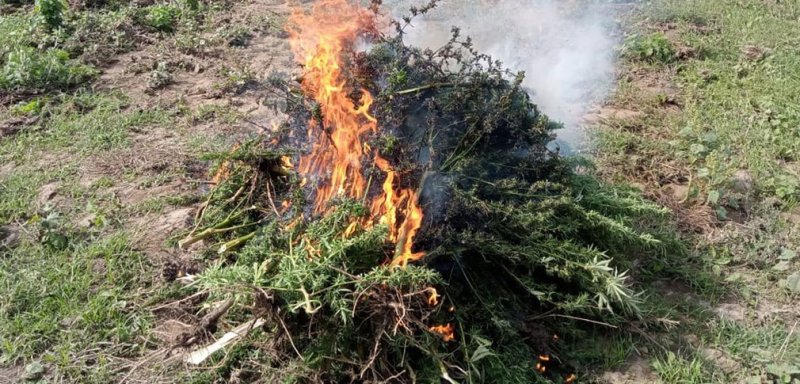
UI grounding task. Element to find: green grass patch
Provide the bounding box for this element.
[0,229,155,380]
[713,321,799,363]
[624,0,800,206]
[0,166,75,225]
[597,0,800,381]
[651,351,710,384]
[2,91,175,158]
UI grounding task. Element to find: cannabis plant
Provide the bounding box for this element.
[34,0,68,29]
[176,1,687,382]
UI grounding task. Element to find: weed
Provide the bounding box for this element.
[10,98,46,115]
[0,169,62,226]
[174,31,216,55]
[714,321,799,363]
[0,47,97,91]
[147,61,173,90]
[598,1,800,382]
[215,64,256,94]
[623,33,676,64]
[65,6,140,64]
[34,0,67,30]
[182,0,199,11]
[251,14,287,37]
[0,13,40,58]
[221,26,252,47]
[143,4,178,33]
[189,104,240,126]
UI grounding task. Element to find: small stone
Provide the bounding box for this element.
[714,302,747,323]
[666,183,690,201]
[0,225,21,250]
[92,258,107,275]
[700,347,739,374]
[730,170,754,194]
[36,182,60,208]
[629,183,646,192]
[77,213,97,228]
[780,207,800,225]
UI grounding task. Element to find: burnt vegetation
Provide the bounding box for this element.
[175,2,692,383]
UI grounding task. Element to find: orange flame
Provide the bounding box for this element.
[289,0,375,213]
[288,0,424,266]
[429,323,455,342]
[370,156,425,266]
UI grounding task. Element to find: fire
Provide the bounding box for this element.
[426,287,439,306]
[370,156,425,267]
[288,0,375,212]
[288,0,424,266]
[429,323,455,342]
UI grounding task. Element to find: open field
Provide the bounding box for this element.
[0,0,798,383]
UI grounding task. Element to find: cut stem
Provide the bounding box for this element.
[218,231,257,254]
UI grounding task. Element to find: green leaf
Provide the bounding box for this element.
[772,261,791,272]
[766,363,800,382]
[715,206,728,220]
[779,249,796,260]
[784,272,800,293]
[708,190,720,205]
[23,362,45,380]
[724,272,743,282]
[690,143,707,155]
[471,344,495,363]
[469,336,496,364]
[715,256,731,266]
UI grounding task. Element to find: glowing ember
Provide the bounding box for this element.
[288,0,425,266]
[211,144,238,185]
[429,323,455,342]
[426,287,439,306]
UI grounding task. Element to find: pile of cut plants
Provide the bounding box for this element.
[166,1,686,382]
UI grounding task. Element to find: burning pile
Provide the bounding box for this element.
[180,0,683,382]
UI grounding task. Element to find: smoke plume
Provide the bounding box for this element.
[384,0,620,154]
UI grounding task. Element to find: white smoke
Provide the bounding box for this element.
[384,0,620,153]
